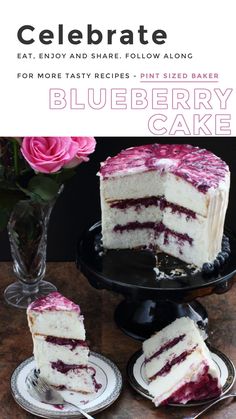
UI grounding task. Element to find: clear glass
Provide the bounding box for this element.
[4,192,61,308]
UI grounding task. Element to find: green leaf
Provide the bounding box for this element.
[16,183,40,201]
[28,175,60,202]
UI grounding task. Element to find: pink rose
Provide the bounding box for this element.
[21,137,80,173]
[64,137,96,168]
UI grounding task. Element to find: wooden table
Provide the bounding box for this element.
[1,262,236,419]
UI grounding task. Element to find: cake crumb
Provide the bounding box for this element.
[170,268,185,276]
[153,267,166,279]
[187,264,200,274]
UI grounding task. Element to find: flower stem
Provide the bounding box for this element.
[13,140,20,177]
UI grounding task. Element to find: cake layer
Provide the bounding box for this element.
[39,361,97,393]
[33,335,89,366]
[103,223,214,267]
[27,292,86,340]
[101,172,213,217]
[101,172,230,219]
[101,170,165,203]
[103,204,163,230]
[103,196,197,227]
[143,317,203,358]
[145,336,197,379]
[28,310,86,340]
[143,317,221,406]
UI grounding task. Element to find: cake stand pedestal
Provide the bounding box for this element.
[77,222,236,341]
[114,299,208,341]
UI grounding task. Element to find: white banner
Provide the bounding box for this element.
[0,0,235,135]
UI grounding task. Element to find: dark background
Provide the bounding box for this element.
[0,137,235,261]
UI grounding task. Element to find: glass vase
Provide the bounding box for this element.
[4,193,60,309]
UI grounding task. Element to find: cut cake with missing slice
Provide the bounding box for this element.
[99,144,230,268]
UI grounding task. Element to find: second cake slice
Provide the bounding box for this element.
[27,292,99,393]
[143,317,222,405]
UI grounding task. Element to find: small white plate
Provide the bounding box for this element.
[127,346,235,407]
[11,352,122,418]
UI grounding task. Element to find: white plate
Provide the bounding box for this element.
[127,346,235,407]
[11,352,122,418]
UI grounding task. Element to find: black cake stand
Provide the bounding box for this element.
[76,222,236,341]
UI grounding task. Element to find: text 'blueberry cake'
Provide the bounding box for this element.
[143,317,222,406]
[99,144,230,267]
[27,292,100,393]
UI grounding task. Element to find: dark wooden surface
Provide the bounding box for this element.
[1,262,236,419]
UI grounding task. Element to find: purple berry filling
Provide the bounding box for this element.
[110,196,196,220]
[114,221,193,246]
[46,336,88,351]
[150,345,197,380]
[93,379,102,391]
[51,361,92,374]
[53,404,64,410]
[51,361,102,392]
[145,334,185,364]
[162,365,221,405]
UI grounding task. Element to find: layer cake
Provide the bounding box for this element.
[27,292,100,393]
[143,317,221,405]
[99,144,230,267]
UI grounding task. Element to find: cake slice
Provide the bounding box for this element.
[27,292,100,393]
[99,144,230,268]
[143,317,221,406]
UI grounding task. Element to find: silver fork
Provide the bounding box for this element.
[26,370,95,419]
[190,393,236,418]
